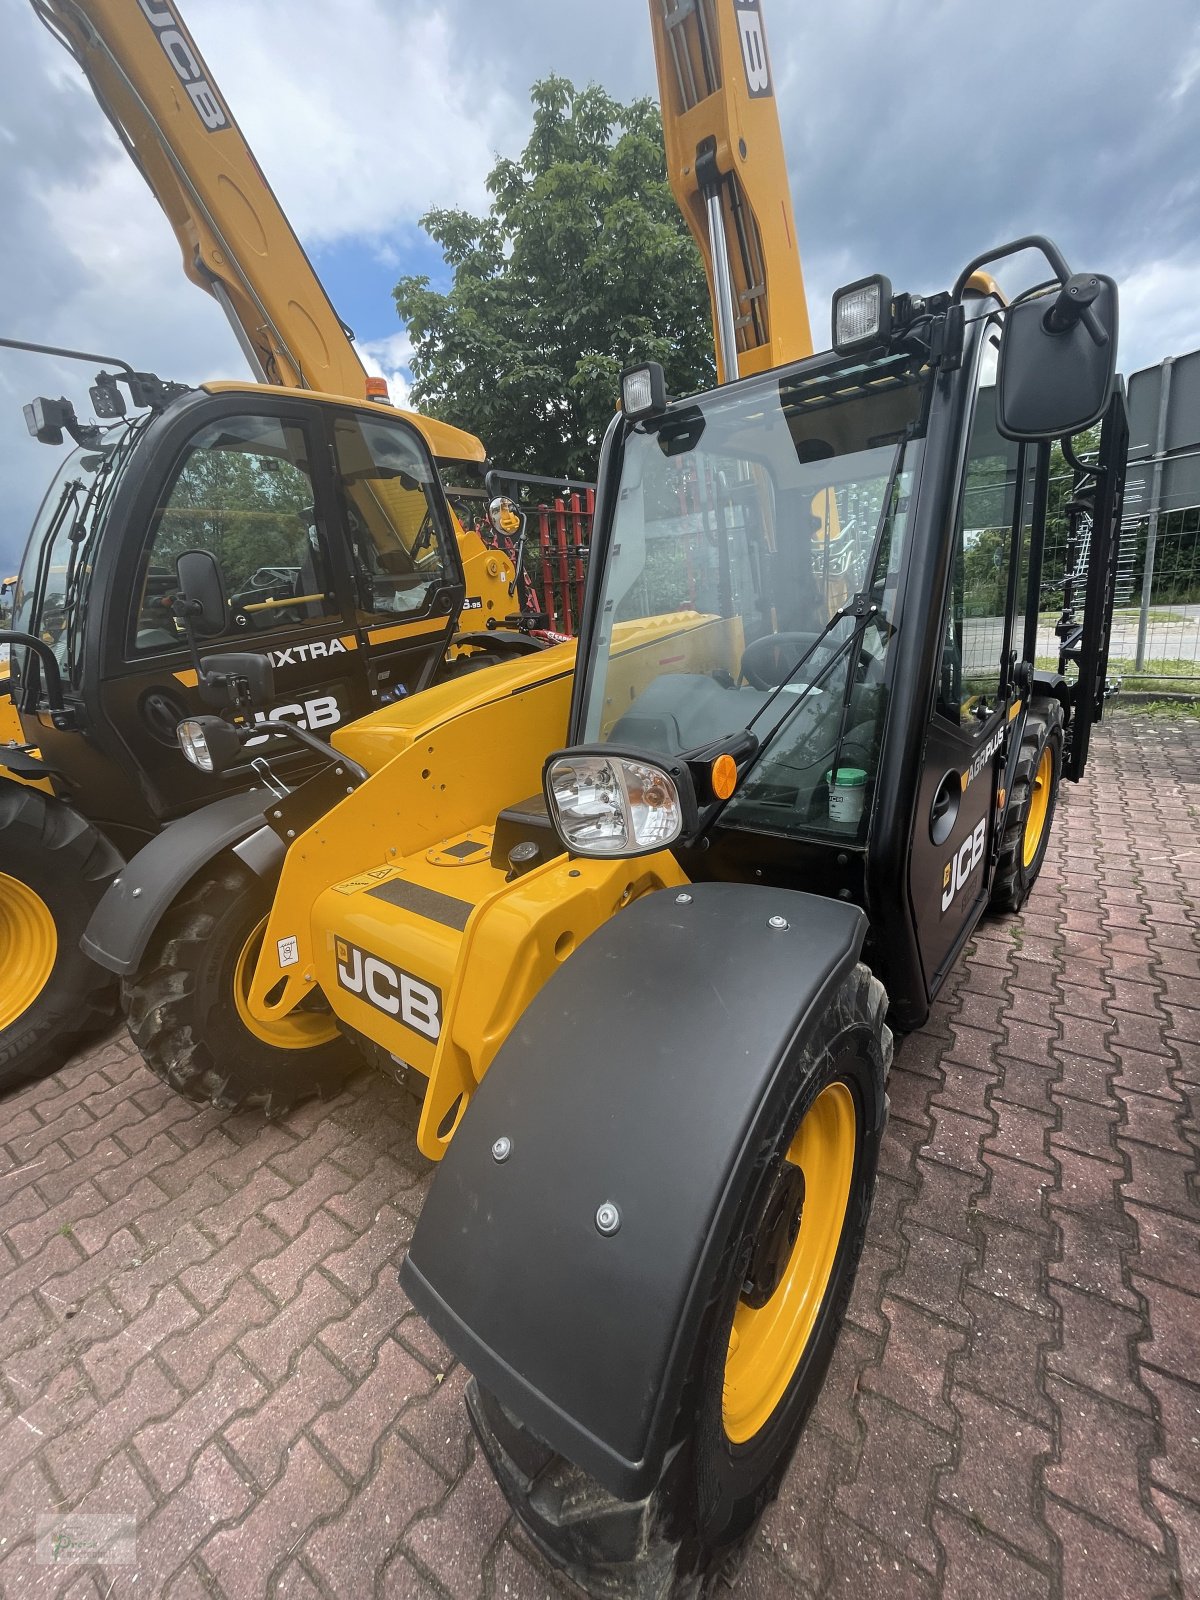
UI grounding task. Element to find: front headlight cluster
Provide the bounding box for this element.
[546,753,685,857]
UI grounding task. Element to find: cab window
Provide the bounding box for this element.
[331,415,451,623]
[937,333,1023,726]
[132,414,336,654]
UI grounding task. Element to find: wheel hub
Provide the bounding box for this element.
[741,1165,806,1309]
[0,872,58,1032]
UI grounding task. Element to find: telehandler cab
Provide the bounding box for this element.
[89,235,1125,1595]
[0,0,560,1087]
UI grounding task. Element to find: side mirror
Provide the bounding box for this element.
[488,496,523,537]
[175,549,228,636]
[197,650,276,710]
[996,274,1118,441]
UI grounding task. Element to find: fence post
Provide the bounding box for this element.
[1136,355,1175,671]
[554,497,572,634]
[537,507,554,622]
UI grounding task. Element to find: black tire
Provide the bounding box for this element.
[469,962,891,1599]
[0,786,122,1092]
[990,695,1064,913]
[123,857,356,1116]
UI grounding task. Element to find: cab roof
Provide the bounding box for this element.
[200,381,486,464]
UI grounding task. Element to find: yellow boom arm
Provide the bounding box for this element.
[649,0,813,381]
[31,0,371,399]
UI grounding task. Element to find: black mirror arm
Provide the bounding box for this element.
[251,719,369,785]
[951,235,1074,304]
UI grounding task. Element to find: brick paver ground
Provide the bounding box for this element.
[0,711,1196,1599]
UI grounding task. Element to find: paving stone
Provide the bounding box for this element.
[937,1387,1054,1563]
[762,1422,850,1592]
[311,1336,438,1479]
[821,1509,938,1598]
[1044,1497,1179,1600]
[82,1282,200,1400]
[306,1430,446,1597]
[952,1287,1055,1426]
[158,1275,277,1391]
[1132,1275,1200,1384]
[892,1223,976,1329]
[933,1507,1051,1600]
[834,1394,953,1573]
[397,1363,472,1485]
[860,1297,966,1433]
[1043,1377,1167,1552]
[1126,1203,1200,1299]
[1151,1487,1200,1597]
[403,1441,509,1599]
[905,1157,985,1246]
[1047,1205,1140,1309]
[200,1437,349,1598]
[1143,1366,1200,1504]
[134,1349,265,1492]
[239,1269,353,1385]
[225,1343,352,1488]
[250,1210,352,1303]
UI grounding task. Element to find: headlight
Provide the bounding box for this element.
[832,274,893,353]
[176,714,245,775]
[177,717,215,772]
[545,751,686,857]
[619,361,667,421]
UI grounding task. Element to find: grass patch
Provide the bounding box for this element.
[1111,699,1200,721]
[1035,655,1200,693]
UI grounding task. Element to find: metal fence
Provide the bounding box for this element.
[447,471,595,636]
[1119,347,1200,683]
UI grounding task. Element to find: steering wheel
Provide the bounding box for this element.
[741,629,884,692]
[740,632,827,691]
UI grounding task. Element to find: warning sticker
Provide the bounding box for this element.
[276,936,300,968]
[333,866,401,896]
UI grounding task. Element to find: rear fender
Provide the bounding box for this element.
[401,881,871,1500]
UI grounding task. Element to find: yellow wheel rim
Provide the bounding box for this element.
[232,917,338,1050]
[1022,746,1054,869]
[723,1081,857,1445]
[0,872,58,1032]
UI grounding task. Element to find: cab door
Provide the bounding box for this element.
[99,396,367,816]
[909,331,1028,996]
[322,408,463,705]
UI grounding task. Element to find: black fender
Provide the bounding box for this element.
[81,790,282,977]
[452,628,550,657]
[401,881,872,1501]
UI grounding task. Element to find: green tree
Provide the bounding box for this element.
[394,77,717,479]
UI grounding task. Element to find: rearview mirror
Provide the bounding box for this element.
[996,274,1118,441]
[197,650,276,710]
[175,549,227,636]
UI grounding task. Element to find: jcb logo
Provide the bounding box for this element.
[137,0,229,131]
[941,817,987,914]
[734,0,772,97]
[335,940,442,1041]
[242,695,342,748]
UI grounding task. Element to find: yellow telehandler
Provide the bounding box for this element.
[85,2,1128,1592]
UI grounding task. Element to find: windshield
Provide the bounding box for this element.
[11,421,144,682]
[581,352,930,839]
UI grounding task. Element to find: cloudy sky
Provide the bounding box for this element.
[2,0,1198,579]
